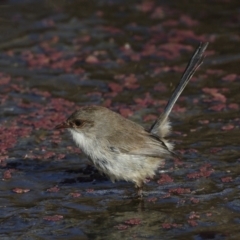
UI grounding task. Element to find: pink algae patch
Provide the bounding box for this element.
[0,125,32,160]
[158,42,194,59]
[43,215,63,221]
[202,88,226,103]
[153,83,167,92]
[168,29,206,43]
[228,103,239,110]
[101,26,122,34]
[173,158,184,166]
[115,224,129,230]
[221,176,233,183]
[125,218,141,225]
[187,164,214,179]
[43,152,56,159]
[134,93,156,107]
[162,223,182,229]
[118,107,133,118]
[0,74,11,84]
[187,212,200,227]
[147,197,158,203]
[210,147,222,153]
[210,103,226,111]
[115,218,141,231]
[150,7,165,19]
[190,197,200,204]
[86,189,94,193]
[143,114,157,122]
[56,153,66,160]
[222,74,238,82]
[157,174,173,185]
[85,55,99,64]
[172,105,186,113]
[70,192,81,198]
[199,119,209,124]
[206,69,224,75]
[180,15,199,27]
[168,188,190,194]
[47,186,60,193]
[221,124,234,131]
[3,169,15,180]
[206,212,212,217]
[108,83,123,93]
[12,188,30,194]
[160,193,171,198]
[113,74,140,90]
[136,1,154,12]
[162,20,179,27]
[188,220,198,227]
[123,74,139,90]
[189,212,200,219]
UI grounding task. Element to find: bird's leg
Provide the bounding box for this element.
[136,182,144,199]
[137,186,143,198]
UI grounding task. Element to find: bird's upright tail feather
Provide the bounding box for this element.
[150,42,209,137]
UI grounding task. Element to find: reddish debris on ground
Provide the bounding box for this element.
[168,188,190,194]
[209,103,226,112]
[188,220,198,227]
[210,147,222,153]
[189,211,200,219]
[86,189,94,193]
[188,211,200,227]
[206,69,224,75]
[228,103,239,110]
[12,188,30,194]
[3,169,14,180]
[108,83,123,93]
[199,119,209,124]
[160,193,171,198]
[118,107,133,118]
[187,164,214,179]
[125,218,141,225]
[123,74,139,90]
[47,186,60,193]
[190,197,200,204]
[147,197,158,203]
[157,174,174,185]
[85,55,99,64]
[162,223,183,229]
[173,158,184,166]
[70,192,82,198]
[222,74,238,82]
[143,114,157,122]
[172,105,186,113]
[43,215,63,221]
[221,124,234,131]
[202,87,227,103]
[115,224,129,230]
[180,14,199,27]
[221,176,233,183]
[153,83,167,92]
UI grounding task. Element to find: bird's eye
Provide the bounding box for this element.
[74,120,82,127]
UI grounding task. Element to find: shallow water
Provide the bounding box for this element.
[0,0,240,239]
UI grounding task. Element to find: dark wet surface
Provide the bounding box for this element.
[0,0,240,239]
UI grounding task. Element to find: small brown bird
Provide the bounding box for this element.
[55,43,208,197]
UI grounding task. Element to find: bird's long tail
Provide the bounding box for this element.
[150,42,209,137]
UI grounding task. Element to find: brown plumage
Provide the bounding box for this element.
[55,43,208,197]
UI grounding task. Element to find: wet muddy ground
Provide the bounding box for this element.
[0,0,240,239]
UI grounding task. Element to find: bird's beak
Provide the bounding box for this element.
[55,121,69,130]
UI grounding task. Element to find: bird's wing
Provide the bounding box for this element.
[108,131,171,159]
